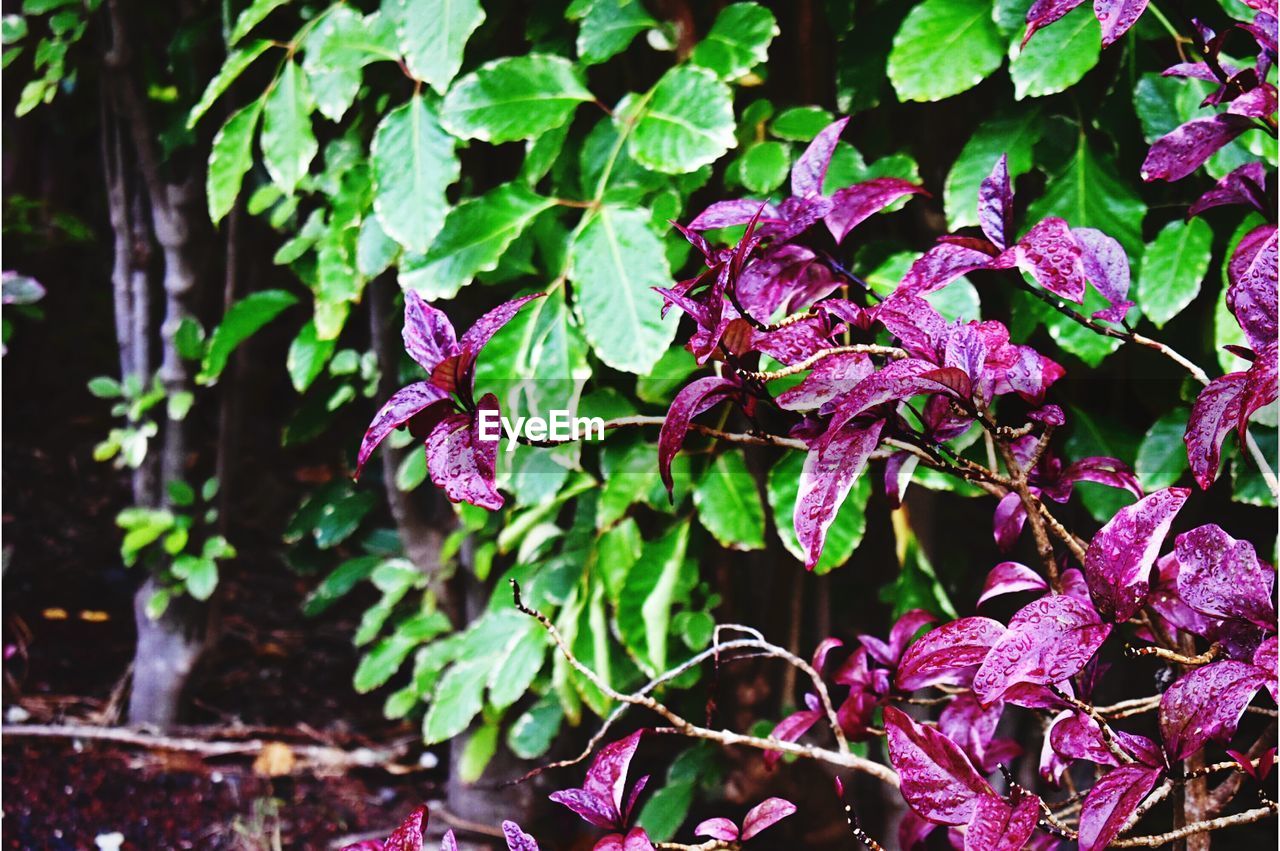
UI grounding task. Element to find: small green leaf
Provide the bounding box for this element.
[303,554,381,616]
[228,0,291,46]
[88,376,122,398]
[174,317,207,360]
[187,39,273,129]
[441,54,592,143]
[260,61,318,195]
[694,450,765,550]
[1008,5,1100,100]
[372,93,458,253]
[689,1,778,81]
[888,0,1004,102]
[1136,218,1213,328]
[167,390,194,421]
[578,0,655,65]
[199,289,298,383]
[739,141,790,193]
[206,102,261,224]
[506,696,563,760]
[458,719,499,783]
[1136,410,1190,491]
[628,65,737,174]
[769,105,833,140]
[287,320,336,393]
[177,556,218,601]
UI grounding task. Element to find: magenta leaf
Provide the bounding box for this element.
[381,805,427,851]
[992,492,1028,551]
[740,797,797,840]
[795,419,884,569]
[501,821,540,851]
[1083,487,1190,622]
[884,706,996,826]
[592,828,655,851]
[1044,455,1143,503]
[972,595,1112,704]
[1003,217,1088,303]
[424,396,503,509]
[441,831,457,851]
[1023,0,1086,44]
[963,788,1040,851]
[687,199,781,231]
[1188,162,1269,218]
[1228,82,1278,117]
[1049,710,1162,769]
[1185,372,1250,489]
[899,239,995,297]
[1141,114,1255,182]
[1238,343,1279,439]
[402,290,459,373]
[939,693,1014,774]
[579,730,645,827]
[693,818,739,842]
[458,294,544,357]
[860,609,937,668]
[356,381,452,477]
[1227,224,1278,352]
[977,561,1049,608]
[765,695,822,768]
[658,377,739,498]
[896,617,1008,692]
[1073,227,1134,322]
[776,351,874,412]
[1254,636,1278,703]
[1093,0,1150,46]
[549,789,618,830]
[1160,661,1270,760]
[1077,765,1162,851]
[823,358,960,431]
[1175,524,1275,628]
[791,117,849,197]
[823,178,924,243]
[977,155,1013,250]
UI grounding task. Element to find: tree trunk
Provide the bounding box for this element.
[127,577,206,726]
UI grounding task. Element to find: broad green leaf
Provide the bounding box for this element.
[261,61,318,195]
[769,105,833,140]
[689,2,778,81]
[1136,218,1212,328]
[206,102,261,224]
[396,446,428,491]
[577,0,655,65]
[487,617,548,709]
[1136,410,1190,491]
[628,66,737,174]
[229,0,290,46]
[1008,5,1100,100]
[175,556,218,601]
[313,491,377,549]
[355,632,418,692]
[617,520,690,674]
[302,6,385,122]
[888,0,1004,102]
[506,696,563,760]
[944,108,1042,228]
[458,720,499,783]
[595,517,642,602]
[356,214,399,277]
[1026,134,1145,257]
[569,206,677,374]
[88,376,122,398]
[636,780,695,843]
[186,39,273,129]
[636,346,699,405]
[372,94,458,253]
[767,451,870,574]
[199,289,297,383]
[286,320,336,393]
[423,660,488,743]
[693,450,765,551]
[598,442,659,529]
[739,141,789,193]
[303,554,381,616]
[441,54,592,143]
[410,184,555,300]
[391,0,485,94]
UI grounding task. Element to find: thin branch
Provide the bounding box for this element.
[1049,686,1136,765]
[1111,803,1278,847]
[736,344,906,382]
[1127,642,1221,666]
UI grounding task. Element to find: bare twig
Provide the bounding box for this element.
[1111,803,1278,847]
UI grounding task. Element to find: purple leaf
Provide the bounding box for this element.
[903,238,998,300]
[1254,636,1277,702]
[1185,372,1249,489]
[1188,162,1269,218]
[441,831,457,851]
[1176,524,1275,628]
[1044,456,1143,503]
[687,199,781,231]
[871,294,948,358]
[972,595,1112,704]
[898,809,939,850]
[977,561,1049,607]
[776,351,874,412]
[383,806,427,851]
[592,828,655,851]
[693,819,739,842]
[861,609,938,668]
[791,117,849,198]
[1073,228,1133,322]
[1083,487,1190,622]
[1238,342,1279,439]
[1004,217,1088,303]
[458,294,544,357]
[765,698,822,768]
[549,789,618,830]
[1050,711,1163,769]
[658,377,739,498]
[402,291,459,373]
[992,492,1028,551]
[824,359,960,432]
[501,821,540,851]
[896,617,1008,691]
[583,730,644,826]
[1094,0,1150,46]
[425,396,503,510]
[940,693,1013,774]
[884,451,921,508]
[356,381,453,477]
[811,637,844,673]
[1160,661,1269,760]
[978,155,1014,250]
[752,314,840,365]
[1141,114,1255,182]
[1227,224,1278,352]
[1024,0,1086,43]
[884,706,996,826]
[823,178,924,243]
[963,789,1040,851]
[741,797,797,840]
[1228,82,1277,117]
[1162,62,1226,81]
[795,419,884,570]
[1077,765,1162,851]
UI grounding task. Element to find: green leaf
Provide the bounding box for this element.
[689,1,778,81]
[175,317,206,360]
[206,102,261,225]
[506,696,563,760]
[487,616,547,709]
[578,0,655,65]
[1136,218,1212,328]
[888,0,1004,102]
[88,376,122,398]
[1025,134,1145,257]
[356,214,399,277]
[286,320,336,393]
[186,39,273,129]
[391,0,485,94]
[769,105,833,140]
[313,491,377,548]
[260,61,318,195]
[355,632,418,692]
[441,54,592,143]
[1136,410,1190,491]
[1230,426,1277,508]
[617,520,690,674]
[303,554,380,616]
[372,93,458,253]
[229,0,290,46]
[739,141,790,193]
[409,183,555,300]
[167,391,194,421]
[569,205,677,374]
[598,442,659,529]
[301,6,384,122]
[595,517,642,603]
[1013,285,1122,367]
[944,108,1042,228]
[1065,405,1140,522]
[167,479,196,506]
[628,65,737,174]
[458,720,499,783]
[175,556,218,601]
[693,450,765,551]
[199,289,297,383]
[636,780,696,843]
[636,346,698,405]
[1008,5,1100,100]
[422,660,488,744]
[767,451,870,574]
[396,447,428,491]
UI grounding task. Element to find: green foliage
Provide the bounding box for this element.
[889,0,1004,102]
[1137,218,1213,328]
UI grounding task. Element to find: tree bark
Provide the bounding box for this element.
[127,577,206,727]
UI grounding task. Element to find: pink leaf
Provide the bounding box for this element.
[884,706,996,826]
[939,693,1011,774]
[425,396,503,510]
[356,381,452,477]
[583,730,645,825]
[402,290,459,373]
[776,351,874,412]
[693,818,739,842]
[795,419,884,569]
[1093,0,1150,46]
[658,377,739,497]
[1077,765,1162,851]
[791,117,849,197]
[384,806,427,851]
[741,797,797,840]
[1175,524,1276,628]
[1185,373,1250,489]
[992,492,1028,551]
[963,788,1040,851]
[1141,114,1255,182]
[458,294,544,357]
[1160,661,1269,760]
[687,199,781,231]
[977,154,1013,250]
[549,789,618,829]
[1083,487,1190,622]
[502,821,540,851]
[1227,224,1278,352]
[440,831,457,851]
[899,240,996,297]
[977,561,1049,608]
[823,178,924,243]
[897,617,1008,692]
[972,595,1111,704]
